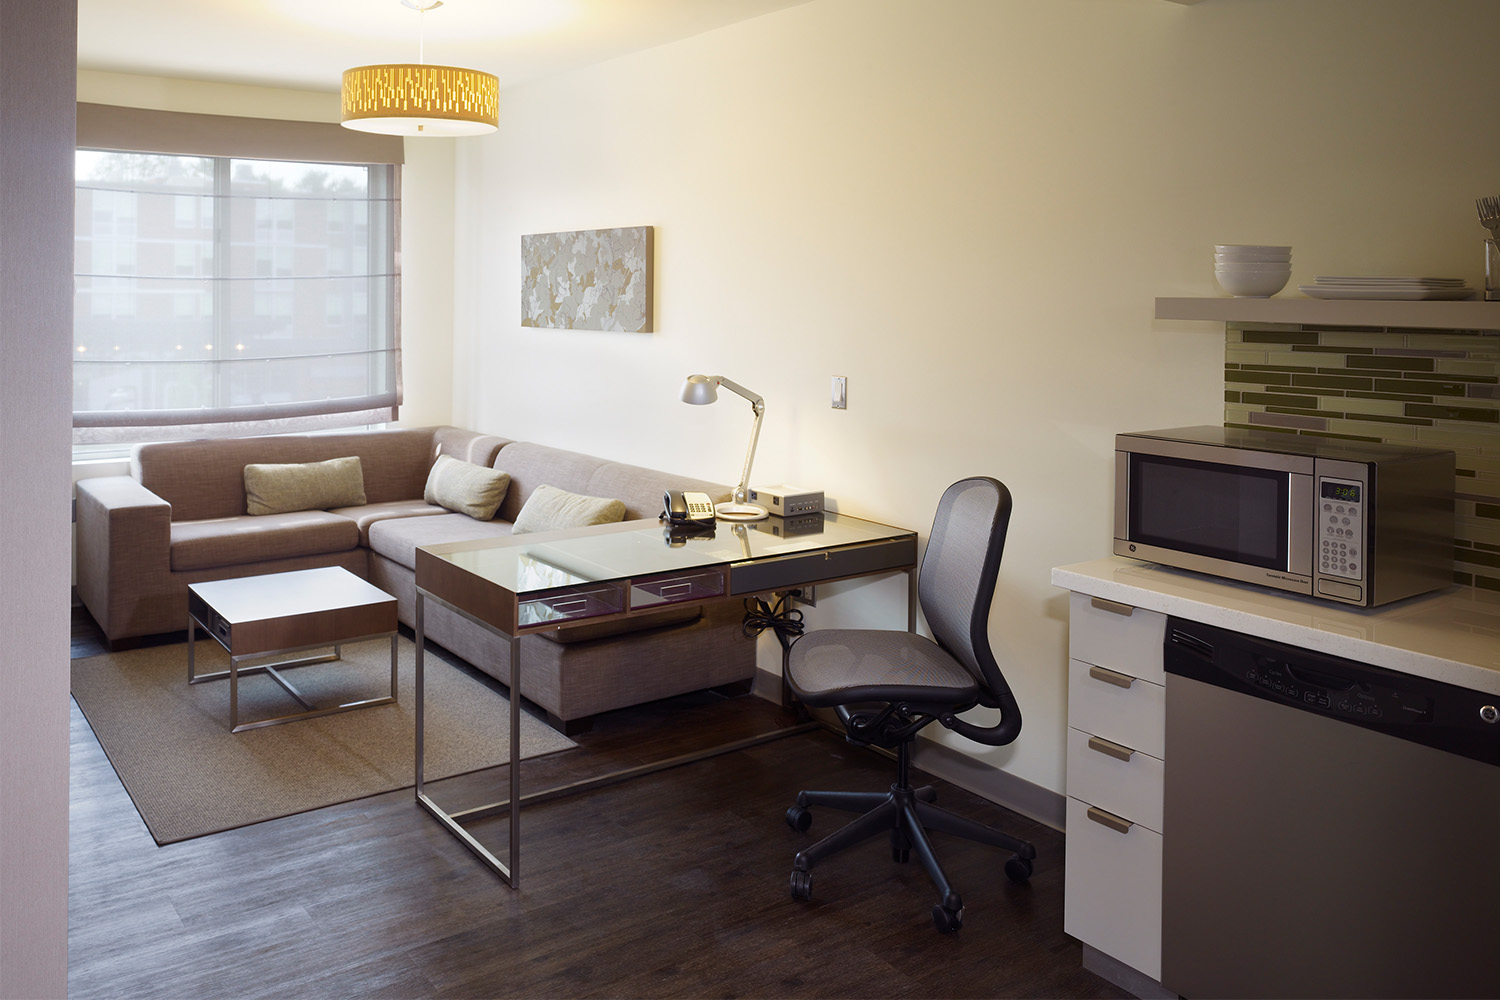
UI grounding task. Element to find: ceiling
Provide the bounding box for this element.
[77,0,810,94]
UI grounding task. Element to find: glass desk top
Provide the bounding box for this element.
[425,511,915,598]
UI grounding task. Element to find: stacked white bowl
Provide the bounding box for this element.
[1214,245,1292,297]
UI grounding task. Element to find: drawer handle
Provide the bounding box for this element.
[1086,805,1133,835]
[1086,735,1134,762]
[1090,596,1135,617]
[1088,665,1136,689]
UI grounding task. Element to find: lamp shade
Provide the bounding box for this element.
[680,374,719,405]
[341,63,499,136]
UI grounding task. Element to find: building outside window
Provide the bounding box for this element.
[71,120,401,454]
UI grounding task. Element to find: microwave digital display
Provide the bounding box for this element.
[1321,481,1361,504]
[1127,453,1289,570]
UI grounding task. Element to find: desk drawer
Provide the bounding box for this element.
[728,536,916,595]
[517,583,626,627]
[1067,657,1165,758]
[1069,591,1165,684]
[631,568,724,609]
[1066,726,1163,833]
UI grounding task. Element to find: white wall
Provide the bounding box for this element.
[450,0,1500,796]
[2,5,75,996]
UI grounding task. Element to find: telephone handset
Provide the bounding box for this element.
[664,490,716,524]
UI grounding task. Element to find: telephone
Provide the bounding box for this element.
[663,490,716,524]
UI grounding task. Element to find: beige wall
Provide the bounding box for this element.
[449,0,1500,796]
[74,71,458,431]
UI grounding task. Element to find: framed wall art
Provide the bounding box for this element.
[521,226,654,332]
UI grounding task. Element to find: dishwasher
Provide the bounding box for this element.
[1160,616,1500,1000]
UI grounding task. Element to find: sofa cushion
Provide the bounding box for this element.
[170,511,361,572]
[424,454,511,521]
[368,511,512,572]
[511,485,626,535]
[329,499,449,546]
[244,456,366,515]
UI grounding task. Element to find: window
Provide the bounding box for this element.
[72,141,400,447]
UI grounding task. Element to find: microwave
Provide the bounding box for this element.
[1114,426,1455,607]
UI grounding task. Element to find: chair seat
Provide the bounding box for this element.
[787,629,980,708]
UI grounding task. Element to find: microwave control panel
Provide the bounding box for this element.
[1318,476,1364,583]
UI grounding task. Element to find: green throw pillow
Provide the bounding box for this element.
[510,484,626,535]
[424,454,511,521]
[244,456,366,516]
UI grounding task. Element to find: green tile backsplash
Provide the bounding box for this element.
[1224,322,1500,595]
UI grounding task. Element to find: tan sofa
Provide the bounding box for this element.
[74,426,755,731]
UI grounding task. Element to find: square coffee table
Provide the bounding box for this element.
[187,566,399,733]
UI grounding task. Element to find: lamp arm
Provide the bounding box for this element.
[733,401,763,506]
[709,377,763,506]
[714,377,763,409]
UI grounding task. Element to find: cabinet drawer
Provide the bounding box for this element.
[1066,726,1163,833]
[1069,591,1166,684]
[1063,795,1162,981]
[1067,657,1165,759]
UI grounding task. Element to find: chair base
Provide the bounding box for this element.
[785,747,1036,932]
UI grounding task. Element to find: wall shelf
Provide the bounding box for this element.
[1155,296,1500,332]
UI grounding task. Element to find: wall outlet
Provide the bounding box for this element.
[794,586,816,607]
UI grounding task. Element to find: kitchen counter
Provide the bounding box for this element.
[1052,557,1500,696]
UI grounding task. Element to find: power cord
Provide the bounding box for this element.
[741,590,805,652]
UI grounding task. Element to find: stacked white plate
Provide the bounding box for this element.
[1215,245,1292,297]
[1299,276,1474,300]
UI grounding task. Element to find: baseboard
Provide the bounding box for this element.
[1082,945,1178,1000]
[751,668,1066,832]
[912,738,1066,832]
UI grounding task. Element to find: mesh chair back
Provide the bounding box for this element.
[918,477,1013,703]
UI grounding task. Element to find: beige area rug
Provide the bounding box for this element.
[71,635,576,844]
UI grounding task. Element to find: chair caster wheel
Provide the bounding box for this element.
[932,903,964,933]
[790,869,813,901]
[1005,856,1034,883]
[785,805,812,833]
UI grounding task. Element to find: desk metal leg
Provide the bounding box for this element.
[414,591,522,888]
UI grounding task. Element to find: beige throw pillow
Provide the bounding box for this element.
[244,456,366,516]
[510,484,626,535]
[424,454,511,521]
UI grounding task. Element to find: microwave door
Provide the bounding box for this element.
[1115,451,1314,595]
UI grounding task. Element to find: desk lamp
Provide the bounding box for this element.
[680,374,769,520]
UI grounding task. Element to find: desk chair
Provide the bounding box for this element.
[782,477,1035,933]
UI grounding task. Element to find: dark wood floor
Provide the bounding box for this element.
[69,608,1125,1000]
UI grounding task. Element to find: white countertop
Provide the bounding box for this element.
[1052,557,1500,696]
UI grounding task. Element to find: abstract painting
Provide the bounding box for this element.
[521,226,654,332]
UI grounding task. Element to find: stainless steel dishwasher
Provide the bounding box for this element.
[1161,617,1500,1000]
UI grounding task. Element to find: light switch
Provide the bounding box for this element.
[832,376,847,409]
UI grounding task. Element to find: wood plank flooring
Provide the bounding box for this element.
[69,609,1126,999]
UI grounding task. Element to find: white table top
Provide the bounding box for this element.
[1052,557,1500,696]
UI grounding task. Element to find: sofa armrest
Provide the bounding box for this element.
[75,476,173,642]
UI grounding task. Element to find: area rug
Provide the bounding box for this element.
[70,636,576,844]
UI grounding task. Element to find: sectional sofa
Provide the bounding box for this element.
[73,426,755,731]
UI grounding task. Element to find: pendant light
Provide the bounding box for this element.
[341,0,498,137]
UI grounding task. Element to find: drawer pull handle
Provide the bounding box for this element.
[1087,736,1134,762]
[1088,665,1136,689]
[1086,805,1133,835]
[1090,596,1135,617]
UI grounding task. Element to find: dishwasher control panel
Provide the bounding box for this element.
[1241,656,1430,724]
[1165,617,1500,767]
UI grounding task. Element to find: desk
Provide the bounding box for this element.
[414,512,918,886]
